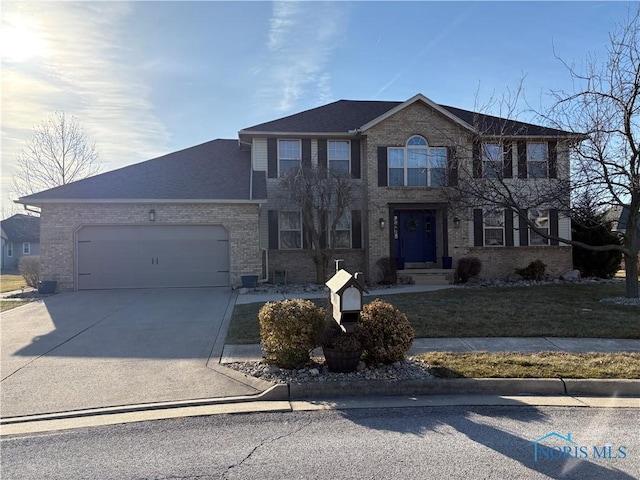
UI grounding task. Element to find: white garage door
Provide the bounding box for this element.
[77,225,229,289]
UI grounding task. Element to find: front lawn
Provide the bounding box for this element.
[0,274,26,293]
[226,282,639,344]
[419,351,640,379]
[0,300,29,312]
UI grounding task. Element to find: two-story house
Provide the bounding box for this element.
[17,94,578,290]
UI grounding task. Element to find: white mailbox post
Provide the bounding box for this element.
[325,269,368,332]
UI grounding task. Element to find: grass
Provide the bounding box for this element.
[226,282,640,344]
[0,300,29,312]
[417,351,640,379]
[0,273,26,293]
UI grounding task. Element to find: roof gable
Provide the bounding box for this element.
[18,139,266,204]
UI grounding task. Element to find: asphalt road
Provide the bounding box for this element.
[2,406,638,479]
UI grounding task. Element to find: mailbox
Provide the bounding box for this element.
[325,269,368,332]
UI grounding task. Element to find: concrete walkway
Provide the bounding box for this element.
[222,337,640,364]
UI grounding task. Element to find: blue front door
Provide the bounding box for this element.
[395,210,436,263]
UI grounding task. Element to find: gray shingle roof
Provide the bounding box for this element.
[0,214,40,242]
[241,99,575,137]
[18,139,266,203]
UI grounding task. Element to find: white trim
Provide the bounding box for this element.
[278,210,303,250]
[239,130,353,138]
[277,138,301,177]
[360,93,476,133]
[22,242,30,255]
[483,208,505,247]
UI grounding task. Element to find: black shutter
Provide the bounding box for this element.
[317,139,327,170]
[351,210,362,249]
[303,219,311,249]
[549,209,559,245]
[267,138,278,178]
[302,139,311,169]
[320,211,327,249]
[517,141,527,179]
[448,146,458,186]
[268,210,279,249]
[519,210,529,246]
[548,141,557,179]
[504,209,514,246]
[503,141,513,179]
[377,147,388,186]
[350,139,361,178]
[473,209,484,246]
[472,141,482,178]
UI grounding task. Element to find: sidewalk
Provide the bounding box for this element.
[221,337,640,364]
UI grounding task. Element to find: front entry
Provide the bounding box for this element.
[394,210,436,264]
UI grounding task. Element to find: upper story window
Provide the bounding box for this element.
[482,143,502,178]
[529,209,549,245]
[22,242,31,255]
[279,211,302,249]
[388,136,447,187]
[484,209,505,246]
[278,139,301,175]
[527,143,549,178]
[328,140,350,174]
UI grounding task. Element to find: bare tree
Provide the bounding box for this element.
[544,7,640,298]
[447,10,640,298]
[12,112,101,201]
[276,164,357,283]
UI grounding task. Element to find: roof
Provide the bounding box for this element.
[240,95,577,137]
[17,139,267,204]
[0,214,40,242]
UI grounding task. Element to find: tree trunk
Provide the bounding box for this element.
[624,252,639,299]
[312,254,329,284]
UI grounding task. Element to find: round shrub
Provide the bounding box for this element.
[457,257,482,283]
[358,299,414,365]
[258,299,324,369]
[515,260,546,281]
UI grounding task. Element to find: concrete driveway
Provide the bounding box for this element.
[1,288,267,418]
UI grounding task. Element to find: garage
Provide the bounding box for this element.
[76,225,229,289]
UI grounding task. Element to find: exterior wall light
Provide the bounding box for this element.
[149,209,156,222]
[378,218,385,229]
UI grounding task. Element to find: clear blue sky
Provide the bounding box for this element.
[1,1,634,204]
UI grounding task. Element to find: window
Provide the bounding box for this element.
[529,209,549,245]
[22,242,30,255]
[7,243,13,257]
[279,211,302,249]
[328,140,350,173]
[482,143,502,178]
[484,209,504,246]
[527,143,548,178]
[278,140,301,175]
[331,211,351,249]
[387,136,447,187]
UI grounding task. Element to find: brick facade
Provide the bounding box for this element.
[268,249,365,284]
[39,203,261,290]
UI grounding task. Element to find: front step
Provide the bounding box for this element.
[397,268,455,285]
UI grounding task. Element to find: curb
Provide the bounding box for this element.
[563,379,640,397]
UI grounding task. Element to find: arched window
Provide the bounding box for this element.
[388,136,447,186]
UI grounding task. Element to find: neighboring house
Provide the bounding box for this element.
[17,93,578,291]
[0,214,40,270]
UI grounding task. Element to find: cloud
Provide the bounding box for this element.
[1,2,170,200]
[253,1,348,114]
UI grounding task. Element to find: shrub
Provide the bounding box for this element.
[572,219,623,279]
[515,260,547,281]
[457,257,482,283]
[19,255,40,288]
[376,257,397,285]
[258,299,324,369]
[358,299,414,365]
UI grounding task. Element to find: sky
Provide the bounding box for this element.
[0,1,635,210]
